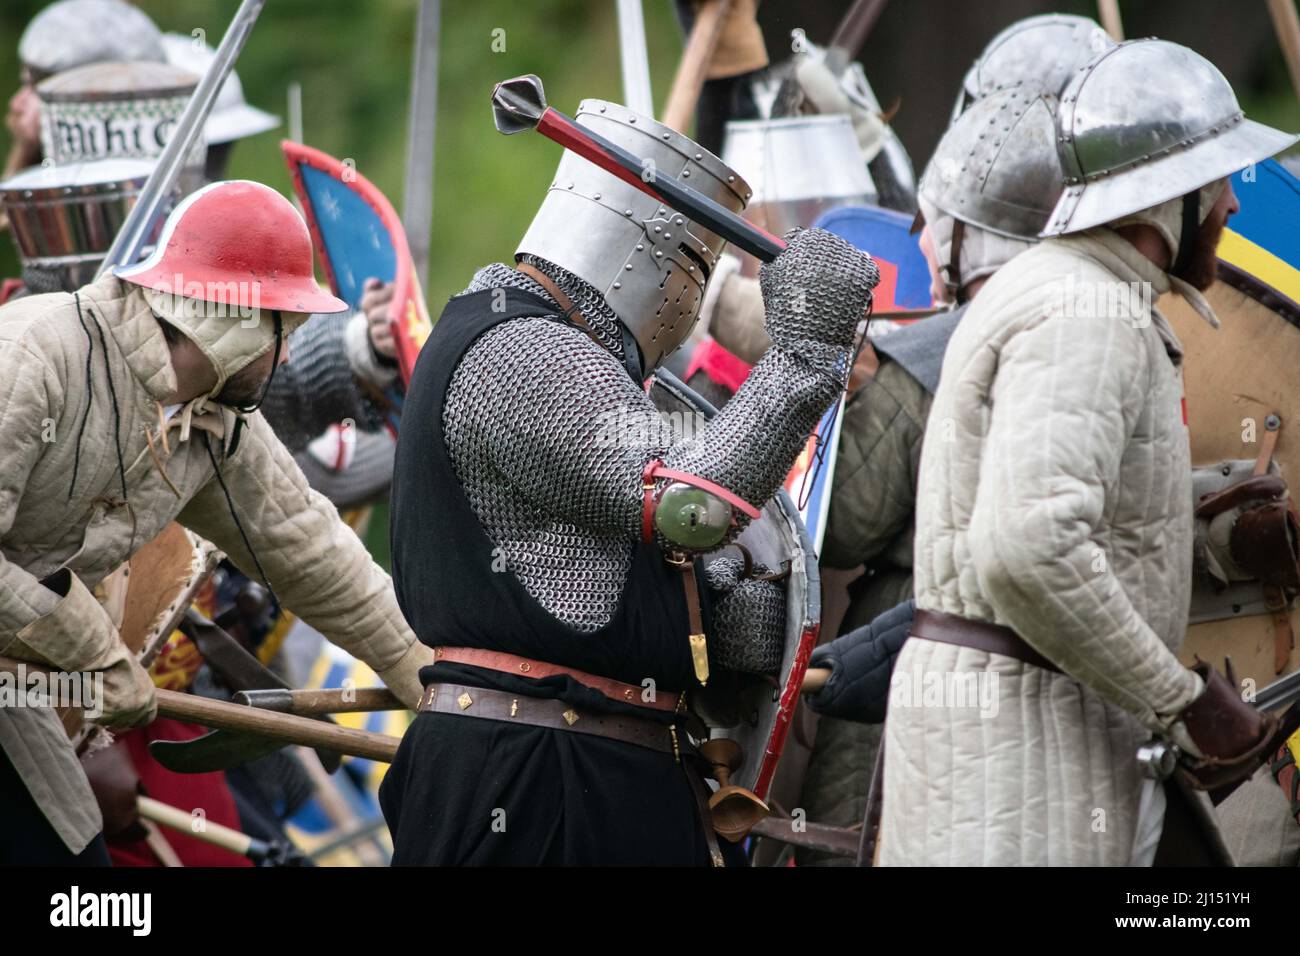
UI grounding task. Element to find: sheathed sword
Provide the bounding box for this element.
[96,0,267,277]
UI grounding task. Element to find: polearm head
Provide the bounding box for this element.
[490,74,786,262]
[491,74,548,135]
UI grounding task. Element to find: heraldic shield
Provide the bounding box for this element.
[1164,159,1300,707]
[281,141,433,395]
[649,369,820,800]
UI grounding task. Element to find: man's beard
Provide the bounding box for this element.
[215,360,271,407]
[1174,211,1227,292]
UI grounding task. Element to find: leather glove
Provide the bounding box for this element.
[97,655,158,728]
[760,227,880,357]
[2,568,156,727]
[1175,659,1280,791]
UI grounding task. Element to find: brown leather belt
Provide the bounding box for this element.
[418,683,681,755]
[910,609,1062,675]
[432,646,681,714]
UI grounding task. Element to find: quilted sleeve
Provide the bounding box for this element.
[0,341,109,648]
[176,413,426,706]
[965,309,1203,732]
[820,360,927,570]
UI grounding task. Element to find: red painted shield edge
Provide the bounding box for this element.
[280,140,431,384]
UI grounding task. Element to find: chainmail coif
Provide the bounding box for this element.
[446,229,877,634]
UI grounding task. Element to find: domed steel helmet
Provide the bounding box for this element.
[516,99,751,372]
[19,0,164,84]
[1042,39,1299,236]
[951,14,1115,124]
[922,85,1063,239]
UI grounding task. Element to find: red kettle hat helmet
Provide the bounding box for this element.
[116,179,347,314]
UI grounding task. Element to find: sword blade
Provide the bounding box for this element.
[402,0,440,290]
[96,0,268,277]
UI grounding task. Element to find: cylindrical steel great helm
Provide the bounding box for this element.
[37,62,203,167]
[1042,39,1299,237]
[0,157,155,293]
[516,99,751,372]
[160,33,280,146]
[922,85,1063,240]
[18,0,165,85]
[721,113,874,278]
[950,14,1114,124]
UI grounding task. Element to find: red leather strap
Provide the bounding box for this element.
[642,458,662,545]
[639,458,761,544]
[432,646,679,713]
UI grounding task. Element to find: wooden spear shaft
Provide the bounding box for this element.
[156,689,401,763]
[661,0,735,134]
[0,656,401,763]
[1268,0,1300,104]
[1098,0,1124,41]
[138,795,256,857]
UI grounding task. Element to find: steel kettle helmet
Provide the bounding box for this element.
[923,85,1064,240]
[951,14,1114,124]
[1043,39,1299,236]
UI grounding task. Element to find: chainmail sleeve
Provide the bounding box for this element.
[445,231,876,632]
[447,323,851,549]
[261,311,389,452]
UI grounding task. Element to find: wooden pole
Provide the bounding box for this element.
[661,0,734,134]
[138,795,256,857]
[1268,0,1300,104]
[156,689,401,763]
[0,655,401,762]
[1098,0,1124,41]
[232,686,402,717]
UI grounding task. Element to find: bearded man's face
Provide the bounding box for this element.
[1176,182,1240,292]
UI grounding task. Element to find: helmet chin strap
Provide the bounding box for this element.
[1170,191,1200,279]
[235,309,284,415]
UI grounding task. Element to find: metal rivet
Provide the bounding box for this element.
[624,209,633,216]
[636,243,644,250]
[593,192,601,200]
[655,251,663,257]
[629,117,636,124]
[625,263,633,270]
[653,226,661,233]
[682,169,690,177]
[662,133,670,140]
[613,281,622,289]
